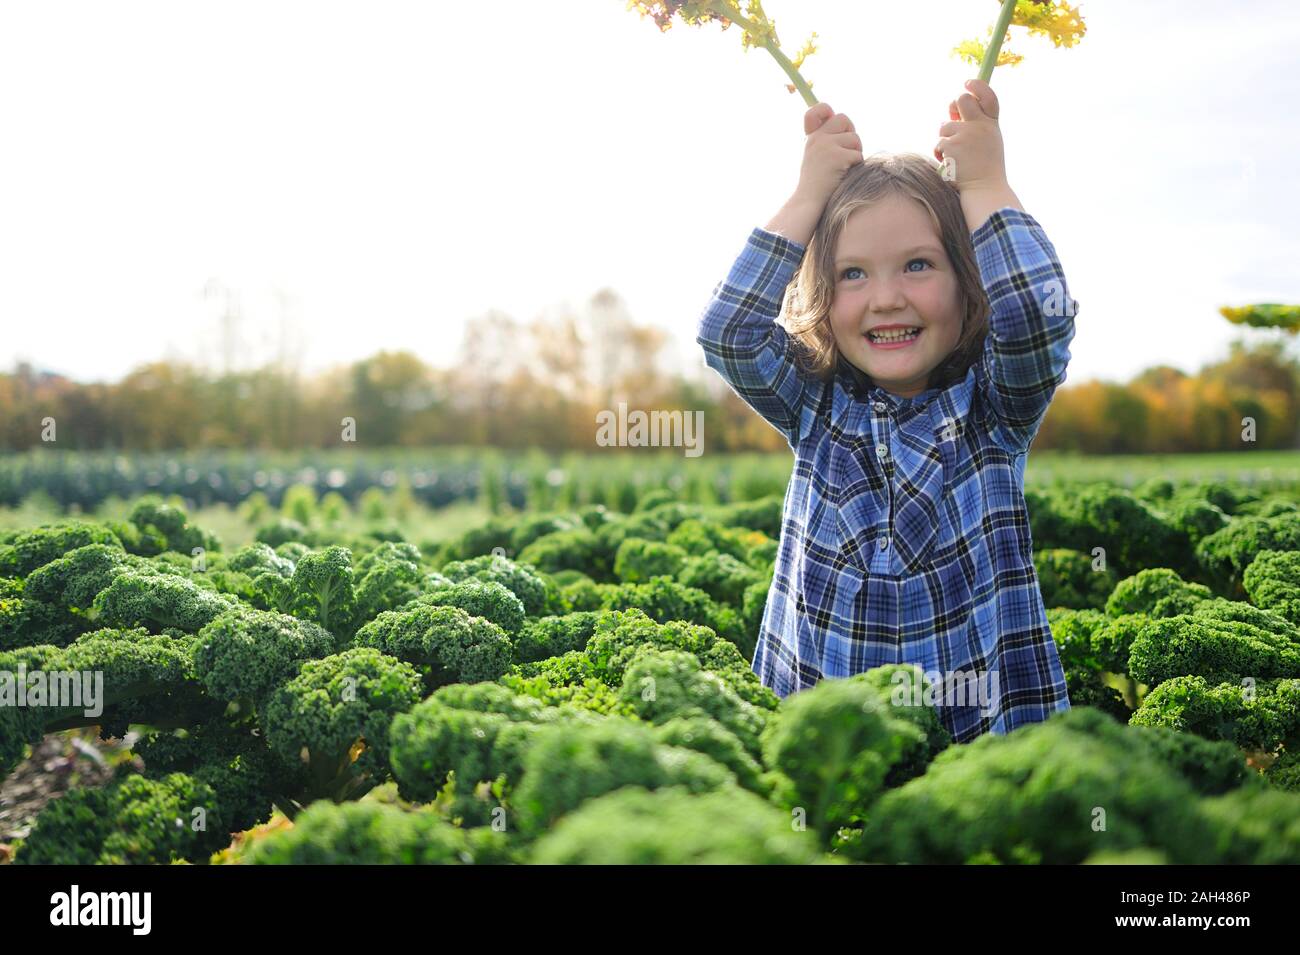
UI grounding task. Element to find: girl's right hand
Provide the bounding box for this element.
[792,102,863,209]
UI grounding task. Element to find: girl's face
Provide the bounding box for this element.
[829,194,964,399]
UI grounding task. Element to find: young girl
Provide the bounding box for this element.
[696,79,1076,744]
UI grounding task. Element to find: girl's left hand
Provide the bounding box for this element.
[934,78,1009,193]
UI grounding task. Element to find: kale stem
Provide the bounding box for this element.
[762,37,817,107]
[702,1,818,106]
[977,0,1020,83]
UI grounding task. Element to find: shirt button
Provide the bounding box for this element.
[878,536,889,550]
[876,444,889,460]
[873,401,886,412]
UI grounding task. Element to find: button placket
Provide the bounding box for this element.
[871,398,893,565]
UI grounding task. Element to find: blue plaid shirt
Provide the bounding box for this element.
[696,207,1076,743]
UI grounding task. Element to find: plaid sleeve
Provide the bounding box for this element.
[696,226,825,451]
[971,207,1079,454]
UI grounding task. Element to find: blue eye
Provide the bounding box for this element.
[839,259,932,281]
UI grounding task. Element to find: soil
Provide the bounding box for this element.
[0,730,139,863]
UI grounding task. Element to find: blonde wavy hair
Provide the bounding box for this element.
[781,153,990,396]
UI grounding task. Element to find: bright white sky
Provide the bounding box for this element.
[2,0,1298,387]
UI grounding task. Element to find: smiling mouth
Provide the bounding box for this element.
[866,327,923,346]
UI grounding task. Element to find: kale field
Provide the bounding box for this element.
[2,463,1299,864]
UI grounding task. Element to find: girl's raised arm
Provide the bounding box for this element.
[696,225,823,450]
[937,80,1079,454]
[696,103,865,451]
[971,206,1079,454]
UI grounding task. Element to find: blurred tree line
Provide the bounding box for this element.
[0,289,792,454]
[2,295,1297,454]
[1036,340,1300,452]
